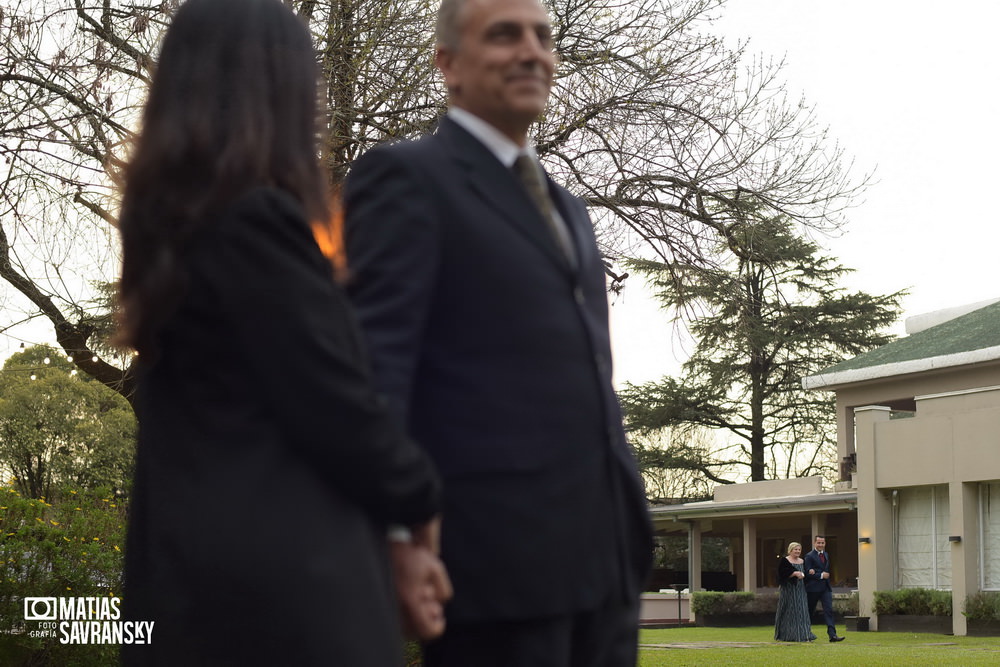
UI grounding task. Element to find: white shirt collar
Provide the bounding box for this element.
[446,107,536,168]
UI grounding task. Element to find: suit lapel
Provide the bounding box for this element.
[437,119,575,275]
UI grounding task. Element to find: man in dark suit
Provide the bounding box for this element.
[804,534,846,642]
[343,0,653,664]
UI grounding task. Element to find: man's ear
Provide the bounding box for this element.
[435,46,459,95]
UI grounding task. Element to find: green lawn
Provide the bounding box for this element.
[639,626,1000,666]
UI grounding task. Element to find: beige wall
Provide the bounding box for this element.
[833,361,1000,464]
[639,593,690,624]
[713,476,822,502]
[874,416,954,487]
[872,394,1000,487]
[954,407,1000,481]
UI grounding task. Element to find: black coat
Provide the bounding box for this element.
[344,118,653,624]
[123,188,440,665]
[777,557,799,581]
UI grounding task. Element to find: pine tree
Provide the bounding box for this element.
[620,205,904,484]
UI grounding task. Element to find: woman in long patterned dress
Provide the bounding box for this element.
[775,542,817,642]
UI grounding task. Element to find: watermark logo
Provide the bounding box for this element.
[19,597,154,645]
[24,597,58,621]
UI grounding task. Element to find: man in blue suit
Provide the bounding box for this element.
[343,0,653,664]
[804,535,846,642]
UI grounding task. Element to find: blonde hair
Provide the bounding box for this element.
[786,542,802,555]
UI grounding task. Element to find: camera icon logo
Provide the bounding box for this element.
[24,597,58,621]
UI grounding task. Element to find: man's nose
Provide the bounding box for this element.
[516,31,550,61]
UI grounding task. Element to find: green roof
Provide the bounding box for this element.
[820,300,1000,374]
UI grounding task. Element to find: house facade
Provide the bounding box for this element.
[803,298,1000,634]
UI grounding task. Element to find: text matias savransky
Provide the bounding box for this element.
[22,596,154,645]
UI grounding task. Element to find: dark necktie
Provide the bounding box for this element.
[512,154,576,266]
[820,552,827,565]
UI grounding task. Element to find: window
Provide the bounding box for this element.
[895,485,951,589]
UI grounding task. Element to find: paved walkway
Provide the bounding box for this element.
[640,641,774,649]
[641,640,982,650]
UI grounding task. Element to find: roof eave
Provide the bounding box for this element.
[649,491,857,521]
[802,344,1000,391]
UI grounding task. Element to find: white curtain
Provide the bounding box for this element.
[896,485,951,589]
[934,487,951,588]
[982,483,1000,589]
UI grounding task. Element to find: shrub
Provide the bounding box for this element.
[692,591,749,615]
[691,591,777,615]
[963,591,1000,621]
[872,588,952,616]
[832,592,860,616]
[747,591,779,614]
[0,484,125,666]
[928,589,954,616]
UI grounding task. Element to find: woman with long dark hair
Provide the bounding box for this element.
[118,0,445,662]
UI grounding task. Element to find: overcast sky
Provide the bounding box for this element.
[610,0,1000,386]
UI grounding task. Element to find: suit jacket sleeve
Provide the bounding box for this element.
[342,147,439,425]
[199,187,440,526]
[803,551,819,581]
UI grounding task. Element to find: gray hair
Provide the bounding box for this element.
[435,0,553,52]
[435,0,469,51]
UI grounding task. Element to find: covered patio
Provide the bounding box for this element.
[648,477,858,594]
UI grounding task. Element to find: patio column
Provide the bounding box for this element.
[689,521,702,592]
[811,514,825,543]
[854,405,892,630]
[743,518,757,591]
[950,481,978,636]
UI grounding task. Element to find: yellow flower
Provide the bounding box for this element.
[49,520,59,526]
[63,537,71,542]
[113,545,121,552]
[70,490,77,495]
[66,587,72,591]
[35,517,42,523]
[74,507,82,511]
[109,504,117,508]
